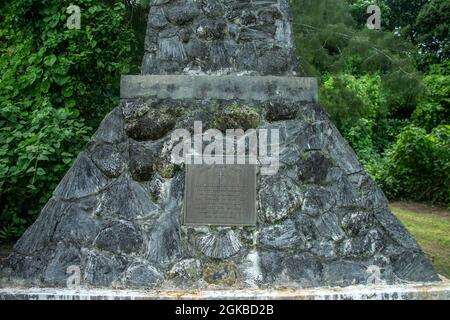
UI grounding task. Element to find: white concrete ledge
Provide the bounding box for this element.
[120,75,318,103]
[1,281,449,300]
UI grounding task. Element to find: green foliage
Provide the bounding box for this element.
[344,118,378,165]
[375,125,450,204]
[292,0,422,117]
[366,0,450,67]
[413,0,450,64]
[320,73,408,169]
[412,63,450,132]
[380,0,428,32]
[321,73,386,129]
[292,0,449,204]
[0,0,137,241]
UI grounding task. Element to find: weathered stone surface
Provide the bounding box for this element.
[391,252,440,282]
[197,229,242,259]
[12,199,68,256]
[93,107,126,144]
[122,263,163,288]
[158,36,187,61]
[265,100,300,121]
[258,175,304,223]
[54,205,100,245]
[142,0,298,75]
[283,253,323,287]
[298,152,334,184]
[124,108,176,141]
[3,0,440,290]
[96,174,160,220]
[94,221,144,255]
[203,262,237,286]
[166,3,200,25]
[340,229,384,259]
[148,6,168,29]
[90,143,127,178]
[375,208,422,251]
[301,186,334,217]
[323,261,368,287]
[83,251,128,287]
[259,219,300,249]
[53,154,108,200]
[43,243,81,286]
[122,100,150,120]
[147,213,182,265]
[341,211,375,237]
[313,213,344,242]
[129,140,161,181]
[167,259,202,283]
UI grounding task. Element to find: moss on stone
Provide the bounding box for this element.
[154,161,180,179]
[212,103,262,132]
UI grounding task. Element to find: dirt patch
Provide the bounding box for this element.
[390,201,450,218]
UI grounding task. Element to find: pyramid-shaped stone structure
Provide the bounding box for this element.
[1,0,439,289]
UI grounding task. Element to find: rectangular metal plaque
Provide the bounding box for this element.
[183,162,256,226]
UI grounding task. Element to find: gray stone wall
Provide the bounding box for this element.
[142,0,299,75]
[1,76,439,289]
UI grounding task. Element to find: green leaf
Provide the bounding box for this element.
[44,55,57,67]
[65,99,76,108]
[62,87,73,97]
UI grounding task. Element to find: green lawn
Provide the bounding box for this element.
[390,204,450,279]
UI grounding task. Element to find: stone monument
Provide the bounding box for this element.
[1,0,440,289]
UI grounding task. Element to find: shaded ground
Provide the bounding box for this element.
[390,202,450,279]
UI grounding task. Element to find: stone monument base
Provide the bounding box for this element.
[1,280,449,300]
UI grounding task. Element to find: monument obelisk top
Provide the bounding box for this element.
[142,0,300,76]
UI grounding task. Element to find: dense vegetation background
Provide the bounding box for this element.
[0,0,448,242]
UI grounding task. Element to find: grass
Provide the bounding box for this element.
[390,203,450,279]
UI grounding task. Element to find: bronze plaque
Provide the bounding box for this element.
[183,163,256,226]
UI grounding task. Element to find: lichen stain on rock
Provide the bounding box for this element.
[203,262,237,286]
[212,104,261,132]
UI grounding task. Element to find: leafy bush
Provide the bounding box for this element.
[321,73,386,130]
[0,0,137,241]
[412,63,450,132]
[320,73,396,165]
[292,0,449,205]
[375,125,450,204]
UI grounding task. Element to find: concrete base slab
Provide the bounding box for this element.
[1,281,449,300]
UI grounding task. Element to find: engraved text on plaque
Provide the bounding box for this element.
[183,163,256,226]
